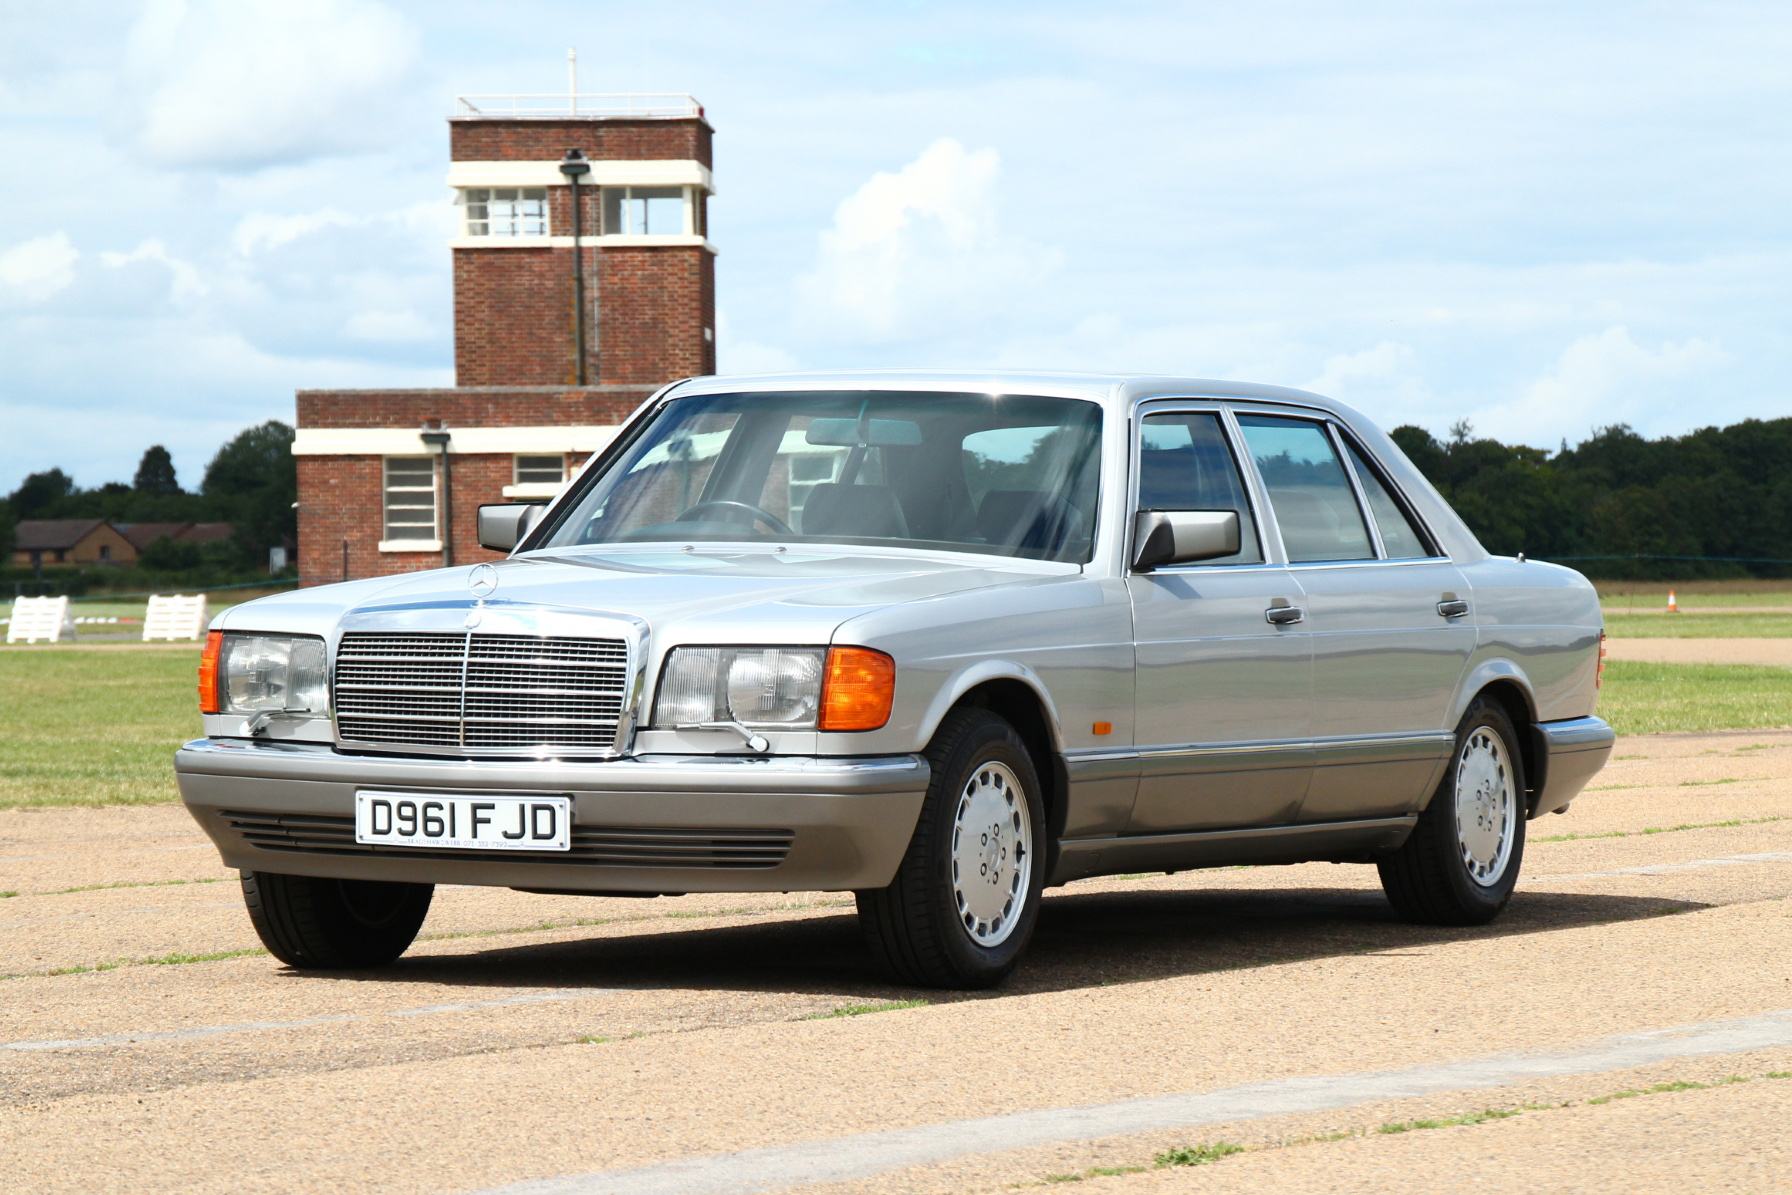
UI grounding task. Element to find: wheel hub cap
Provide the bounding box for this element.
[951,762,1033,947]
[1454,727,1515,885]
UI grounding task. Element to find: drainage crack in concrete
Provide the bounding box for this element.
[465,1009,1792,1195]
[1525,850,1792,883]
[2,988,619,1052]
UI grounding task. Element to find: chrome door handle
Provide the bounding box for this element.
[1437,599,1470,618]
[1265,605,1304,625]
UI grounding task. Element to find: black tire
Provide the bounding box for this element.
[857,708,1047,989]
[241,871,434,969]
[1379,696,1527,926]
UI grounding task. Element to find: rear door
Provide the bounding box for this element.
[1231,412,1471,823]
[1125,405,1313,834]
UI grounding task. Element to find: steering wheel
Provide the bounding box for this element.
[674,500,794,536]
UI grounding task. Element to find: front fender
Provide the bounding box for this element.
[913,659,1067,754]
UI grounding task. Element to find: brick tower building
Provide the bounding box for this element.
[293,93,717,586]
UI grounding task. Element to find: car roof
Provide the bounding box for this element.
[668,370,1354,417]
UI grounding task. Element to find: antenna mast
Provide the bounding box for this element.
[568,47,578,114]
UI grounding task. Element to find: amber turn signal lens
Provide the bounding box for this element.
[198,630,224,714]
[1092,721,1113,736]
[819,646,895,731]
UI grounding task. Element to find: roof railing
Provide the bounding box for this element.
[453,93,704,120]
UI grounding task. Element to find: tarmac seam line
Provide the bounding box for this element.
[1524,850,1792,883]
[2,988,619,1052]
[463,1008,1792,1195]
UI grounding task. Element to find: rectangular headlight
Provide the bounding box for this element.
[216,634,329,714]
[653,646,825,729]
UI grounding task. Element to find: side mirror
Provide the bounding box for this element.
[477,503,545,552]
[1132,509,1240,570]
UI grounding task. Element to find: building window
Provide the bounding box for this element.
[464,188,548,237]
[515,455,567,486]
[602,186,689,235]
[383,457,438,541]
[503,454,569,500]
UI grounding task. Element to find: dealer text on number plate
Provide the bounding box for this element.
[354,792,572,851]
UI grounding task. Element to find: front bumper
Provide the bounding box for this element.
[174,739,930,894]
[1529,716,1615,817]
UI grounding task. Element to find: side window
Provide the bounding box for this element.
[1235,415,1374,563]
[1342,439,1432,559]
[1136,412,1263,565]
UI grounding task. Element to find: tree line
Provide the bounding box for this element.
[1390,416,1792,578]
[0,421,297,571]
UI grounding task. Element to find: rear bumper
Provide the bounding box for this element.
[1529,716,1615,818]
[174,738,929,894]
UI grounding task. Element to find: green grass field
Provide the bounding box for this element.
[0,648,202,809]
[1602,612,1792,638]
[1596,659,1792,736]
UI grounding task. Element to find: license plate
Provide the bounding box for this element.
[354,792,572,851]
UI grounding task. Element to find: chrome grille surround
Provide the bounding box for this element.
[334,630,634,757]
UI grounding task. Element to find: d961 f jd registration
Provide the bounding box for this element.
[355,792,571,851]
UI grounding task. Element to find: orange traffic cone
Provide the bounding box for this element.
[1668,589,1678,613]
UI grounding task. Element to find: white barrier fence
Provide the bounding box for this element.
[6,596,77,643]
[143,594,209,642]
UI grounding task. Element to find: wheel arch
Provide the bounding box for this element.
[922,666,1069,861]
[1454,659,1543,815]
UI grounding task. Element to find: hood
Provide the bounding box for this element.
[218,545,1079,645]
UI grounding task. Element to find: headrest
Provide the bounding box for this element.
[800,484,911,539]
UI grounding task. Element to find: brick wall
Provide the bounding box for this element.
[454,241,713,386]
[449,118,712,167]
[599,246,716,383]
[454,247,589,385]
[297,386,653,430]
[296,386,653,587]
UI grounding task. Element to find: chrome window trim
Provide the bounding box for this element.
[1327,420,1387,559]
[1125,398,1279,570]
[1327,423,1449,561]
[1225,404,1387,568]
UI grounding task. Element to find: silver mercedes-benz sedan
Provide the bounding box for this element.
[175,372,1612,989]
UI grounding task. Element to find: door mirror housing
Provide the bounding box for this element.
[1132,510,1241,570]
[477,503,545,552]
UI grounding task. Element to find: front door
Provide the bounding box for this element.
[1126,408,1313,834]
[1232,414,1472,822]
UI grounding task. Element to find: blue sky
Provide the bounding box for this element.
[2,1,1790,492]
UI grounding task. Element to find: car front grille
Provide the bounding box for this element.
[333,632,630,755]
[219,810,795,869]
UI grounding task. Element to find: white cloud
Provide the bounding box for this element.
[794,138,1061,345]
[100,238,206,300]
[1473,326,1731,446]
[233,208,361,255]
[1302,341,1437,425]
[122,0,419,169]
[0,233,79,301]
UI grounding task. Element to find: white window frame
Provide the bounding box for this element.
[380,456,441,552]
[460,187,550,239]
[503,454,569,500]
[601,185,696,237]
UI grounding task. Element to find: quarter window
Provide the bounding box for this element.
[383,458,438,541]
[602,186,688,235]
[1235,416,1375,563]
[1342,440,1431,559]
[1135,413,1263,565]
[463,188,548,237]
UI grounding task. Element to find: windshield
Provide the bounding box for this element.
[538,390,1104,562]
